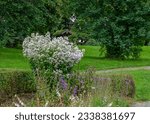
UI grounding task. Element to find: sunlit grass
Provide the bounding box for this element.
[0,46,150,70]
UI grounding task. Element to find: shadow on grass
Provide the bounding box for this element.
[84,56,150,62]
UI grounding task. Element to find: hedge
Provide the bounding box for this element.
[0,69,135,104]
[0,69,35,102]
[94,74,135,98]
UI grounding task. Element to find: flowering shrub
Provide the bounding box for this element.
[23,32,84,74]
[22,32,84,102]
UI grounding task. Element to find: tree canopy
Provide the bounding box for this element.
[68,0,150,59]
[0,0,63,47]
[0,0,149,59]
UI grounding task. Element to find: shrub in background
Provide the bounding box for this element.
[94,74,135,98]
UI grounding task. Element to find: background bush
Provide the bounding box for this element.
[0,69,35,103]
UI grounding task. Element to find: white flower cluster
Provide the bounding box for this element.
[23,32,84,73]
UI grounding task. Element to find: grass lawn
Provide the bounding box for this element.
[78,46,150,70]
[0,48,30,70]
[128,70,150,101]
[0,46,150,70]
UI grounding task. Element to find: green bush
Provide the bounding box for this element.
[0,68,135,107]
[0,69,35,102]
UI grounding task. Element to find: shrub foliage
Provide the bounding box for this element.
[0,69,35,103]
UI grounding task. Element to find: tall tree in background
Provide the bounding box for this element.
[0,0,62,47]
[68,0,150,59]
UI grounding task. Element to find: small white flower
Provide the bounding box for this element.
[23,32,84,75]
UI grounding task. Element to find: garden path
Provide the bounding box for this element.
[97,66,150,73]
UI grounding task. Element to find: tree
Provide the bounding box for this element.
[68,0,150,59]
[0,0,62,47]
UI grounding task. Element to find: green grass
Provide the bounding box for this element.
[0,48,30,70]
[78,46,150,70]
[0,46,150,70]
[129,70,150,101]
[122,70,150,101]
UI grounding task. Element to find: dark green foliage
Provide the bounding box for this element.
[68,0,150,59]
[0,69,35,103]
[0,0,61,47]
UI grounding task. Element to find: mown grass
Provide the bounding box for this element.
[78,46,150,70]
[0,46,150,70]
[121,70,150,101]
[0,48,30,70]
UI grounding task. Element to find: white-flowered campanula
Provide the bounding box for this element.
[23,32,84,74]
